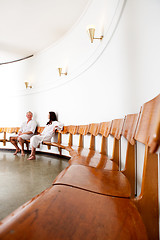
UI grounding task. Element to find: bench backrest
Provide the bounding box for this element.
[88,123,100,150]
[135,94,160,146]
[5,128,17,134]
[0,128,4,133]
[68,126,79,146]
[59,126,69,134]
[89,123,100,136]
[78,125,90,135]
[122,114,139,145]
[110,119,124,140]
[150,115,160,153]
[99,122,112,137]
[37,127,45,134]
[109,118,124,166]
[99,122,112,155]
[121,113,139,197]
[68,126,79,135]
[77,125,90,148]
[133,94,160,239]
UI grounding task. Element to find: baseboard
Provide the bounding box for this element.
[0,148,70,160]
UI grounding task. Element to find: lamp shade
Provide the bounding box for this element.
[58,68,62,76]
[88,28,95,43]
[24,82,29,88]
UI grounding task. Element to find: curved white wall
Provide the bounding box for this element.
[0,0,159,126]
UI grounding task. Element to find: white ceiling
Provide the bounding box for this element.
[0,0,90,62]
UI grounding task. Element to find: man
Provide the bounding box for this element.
[10,111,37,156]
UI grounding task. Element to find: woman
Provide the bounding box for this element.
[27,112,63,160]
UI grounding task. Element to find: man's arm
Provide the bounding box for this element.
[18,122,24,134]
[18,131,33,136]
[29,121,37,135]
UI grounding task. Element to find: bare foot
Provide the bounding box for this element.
[27,156,35,160]
[13,148,20,155]
[21,151,25,156]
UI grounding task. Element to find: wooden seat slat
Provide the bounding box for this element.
[69,151,119,170]
[53,165,131,198]
[0,185,147,240]
[43,141,66,149]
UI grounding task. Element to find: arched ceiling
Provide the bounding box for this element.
[0,0,90,62]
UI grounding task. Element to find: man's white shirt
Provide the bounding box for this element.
[19,120,37,134]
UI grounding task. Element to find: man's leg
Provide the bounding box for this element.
[18,137,25,156]
[10,137,20,155]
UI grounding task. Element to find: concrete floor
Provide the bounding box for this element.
[0,151,69,221]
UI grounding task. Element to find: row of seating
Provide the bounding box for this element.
[0,94,159,239]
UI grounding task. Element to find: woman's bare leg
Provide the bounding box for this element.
[27,147,36,160]
[31,147,36,157]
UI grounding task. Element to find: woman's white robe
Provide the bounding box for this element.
[30,121,63,148]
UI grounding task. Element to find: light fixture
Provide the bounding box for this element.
[87,26,103,43]
[24,82,32,89]
[58,68,67,76]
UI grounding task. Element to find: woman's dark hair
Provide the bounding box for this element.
[46,112,57,125]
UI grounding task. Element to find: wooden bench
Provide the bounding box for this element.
[0,127,19,146]
[0,94,159,240]
[0,126,54,151]
[53,113,139,198]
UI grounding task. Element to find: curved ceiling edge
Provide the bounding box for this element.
[0,55,34,65]
[11,0,126,97]
[34,0,93,57]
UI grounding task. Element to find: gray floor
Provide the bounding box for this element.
[0,151,69,221]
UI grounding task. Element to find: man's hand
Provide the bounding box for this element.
[18,131,33,136]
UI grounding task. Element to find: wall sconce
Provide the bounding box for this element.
[87,26,103,43]
[58,68,67,76]
[24,82,32,89]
